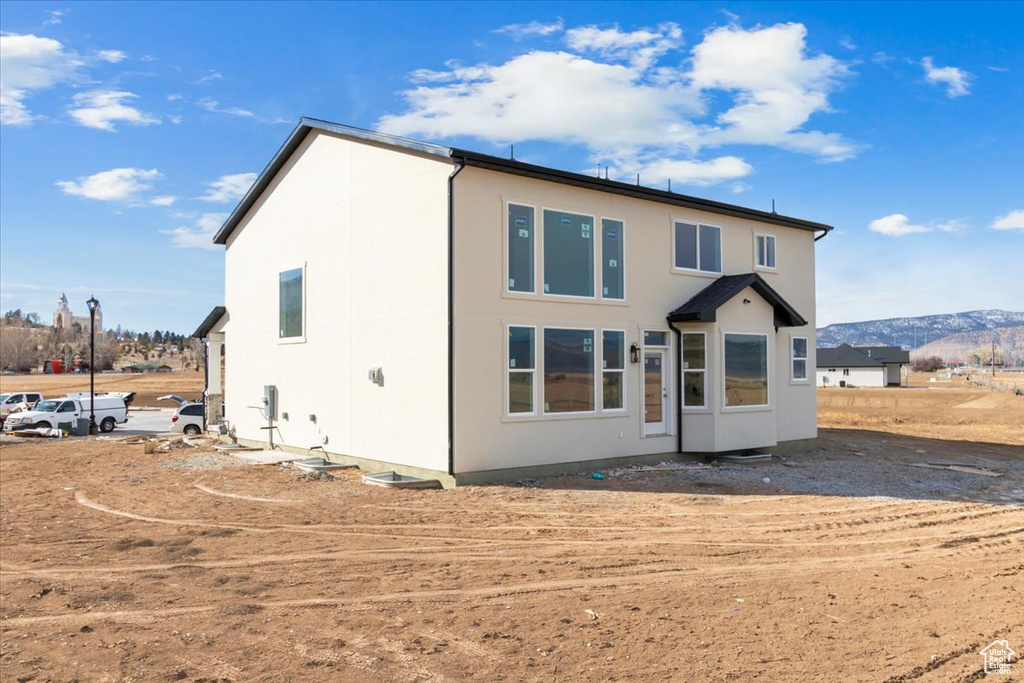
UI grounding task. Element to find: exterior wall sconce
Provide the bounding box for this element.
[630,342,641,364]
[743,298,751,304]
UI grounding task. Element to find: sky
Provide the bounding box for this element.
[1,1,1022,334]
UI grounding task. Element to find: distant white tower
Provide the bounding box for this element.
[52,293,102,333]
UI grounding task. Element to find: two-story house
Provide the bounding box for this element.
[208,118,832,486]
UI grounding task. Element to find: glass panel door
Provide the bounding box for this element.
[644,350,668,435]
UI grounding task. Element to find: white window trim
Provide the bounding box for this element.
[681,331,708,410]
[754,233,777,271]
[601,329,627,412]
[600,217,627,302]
[278,263,306,344]
[790,335,809,384]
[506,324,537,417]
[721,331,771,412]
[671,220,723,276]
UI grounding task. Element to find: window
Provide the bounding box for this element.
[508,326,536,414]
[842,368,850,376]
[602,331,625,410]
[543,210,594,297]
[58,401,76,413]
[674,222,721,273]
[279,267,304,339]
[544,328,595,413]
[601,219,624,299]
[791,337,808,381]
[682,333,706,408]
[508,204,534,293]
[181,404,205,416]
[724,333,768,407]
[756,234,776,269]
[643,331,669,346]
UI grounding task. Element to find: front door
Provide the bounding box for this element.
[644,350,668,435]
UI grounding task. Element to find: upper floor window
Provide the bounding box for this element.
[279,266,304,339]
[543,210,594,297]
[756,234,776,269]
[507,204,534,293]
[674,221,721,273]
[507,203,625,301]
[601,219,624,300]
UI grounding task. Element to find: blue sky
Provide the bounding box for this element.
[1,1,1021,334]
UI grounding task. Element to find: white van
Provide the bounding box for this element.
[3,392,132,433]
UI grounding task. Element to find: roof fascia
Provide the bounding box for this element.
[453,150,833,234]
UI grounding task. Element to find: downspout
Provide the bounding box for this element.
[202,338,209,431]
[668,322,683,454]
[447,157,466,477]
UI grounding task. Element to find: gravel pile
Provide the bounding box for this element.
[159,452,248,471]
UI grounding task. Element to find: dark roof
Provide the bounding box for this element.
[213,118,834,245]
[192,306,227,338]
[856,346,910,364]
[817,344,883,368]
[666,273,807,327]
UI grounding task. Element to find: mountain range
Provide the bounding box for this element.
[816,310,1024,359]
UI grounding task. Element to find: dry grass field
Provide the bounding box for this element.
[1,373,1021,682]
[0,372,205,407]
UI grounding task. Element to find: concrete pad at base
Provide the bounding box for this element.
[229,450,303,465]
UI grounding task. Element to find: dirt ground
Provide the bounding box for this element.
[0,373,205,408]
[1,380,1022,682]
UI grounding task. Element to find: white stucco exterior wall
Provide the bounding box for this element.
[450,167,819,474]
[817,367,885,387]
[222,131,452,471]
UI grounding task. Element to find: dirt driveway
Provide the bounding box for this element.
[1,426,1021,682]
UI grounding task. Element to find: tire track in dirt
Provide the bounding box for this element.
[192,481,300,504]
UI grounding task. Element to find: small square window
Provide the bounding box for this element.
[756,234,776,269]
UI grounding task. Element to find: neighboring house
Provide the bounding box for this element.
[210,118,832,485]
[816,344,909,387]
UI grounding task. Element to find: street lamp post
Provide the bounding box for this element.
[87,296,99,435]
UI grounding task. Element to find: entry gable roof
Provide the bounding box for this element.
[192,306,227,339]
[213,118,834,246]
[817,344,884,368]
[667,273,806,328]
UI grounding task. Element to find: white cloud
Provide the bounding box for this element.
[628,155,753,186]
[96,49,127,63]
[690,23,858,161]
[68,89,159,131]
[988,66,1010,73]
[198,97,254,118]
[44,9,67,25]
[380,20,858,184]
[922,57,970,97]
[195,70,223,84]
[991,209,1024,231]
[494,20,564,39]
[199,172,257,202]
[868,213,969,237]
[167,93,183,101]
[160,212,227,250]
[839,36,857,51]
[56,167,161,201]
[0,33,84,124]
[150,195,177,206]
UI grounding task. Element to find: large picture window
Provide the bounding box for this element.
[756,234,776,269]
[543,210,594,297]
[682,333,706,408]
[279,267,304,339]
[724,333,768,407]
[544,328,595,413]
[674,222,722,273]
[791,337,808,381]
[508,326,536,414]
[508,204,534,293]
[601,219,624,300]
[602,330,625,410]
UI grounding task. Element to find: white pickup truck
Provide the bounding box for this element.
[3,392,134,433]
[0,392,44,424]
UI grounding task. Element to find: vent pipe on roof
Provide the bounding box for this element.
[668,179,672,193]
[636,173,640,186]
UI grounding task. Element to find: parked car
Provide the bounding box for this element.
[170,403,205,435]
[157,394,190,406]
[3,393,131,433]
[0,392,43,424]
